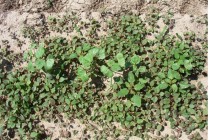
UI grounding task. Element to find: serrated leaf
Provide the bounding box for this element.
[131,95,141,107]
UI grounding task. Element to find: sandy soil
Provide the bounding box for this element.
[0,0,208,139]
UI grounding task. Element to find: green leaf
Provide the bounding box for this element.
[100,65,113,78]
[45,58,54,70]
[128,72,135,83]
[35,59,45,69]
[160,92,165,96]
[171,84,178,92]
[139,66,146,72]
[89,48,99,56]
[137,119,144,124]
[172,63,180,70]
[98,48,106,59]
[179,42,185,49]
[139,78,147,84]
[82,43,91,51]
[69,53,77,59]
[142,39,148,45]
[110,63,121,72]
[184,60,193,70]
[157,125,163,131]
[118,88,129,97]
[158,72,166,79]
[159,82,168,90]
[59,77,65,82]
[77,67,89,82]
[131,55,140,64]
[167,69,173,79]
[76,47,82,55]
[131,95,141,107]
[30,132,38,138]
[134,83,144,91]
[84,53,94,63]
[112,105,118,112]
[176,33,183,40]
[107,60,115,66]
[35,46,45,58]
[145,93,152,98]
[79,53,93,68]
[116,53,125,67]
[65,98,70,105]
[164,99,170,104]
[203,107,208,116]
[179,82,190,89]
[187,108,196,114]
[174,52,179,59]
[28,61,34,72]
[173,70,181,80]
[126,115,133,122]
[152,97,158,103]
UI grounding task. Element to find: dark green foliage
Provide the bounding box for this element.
[0,13,207,139]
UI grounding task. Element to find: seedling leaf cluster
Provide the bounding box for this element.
[0,12,207,139]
